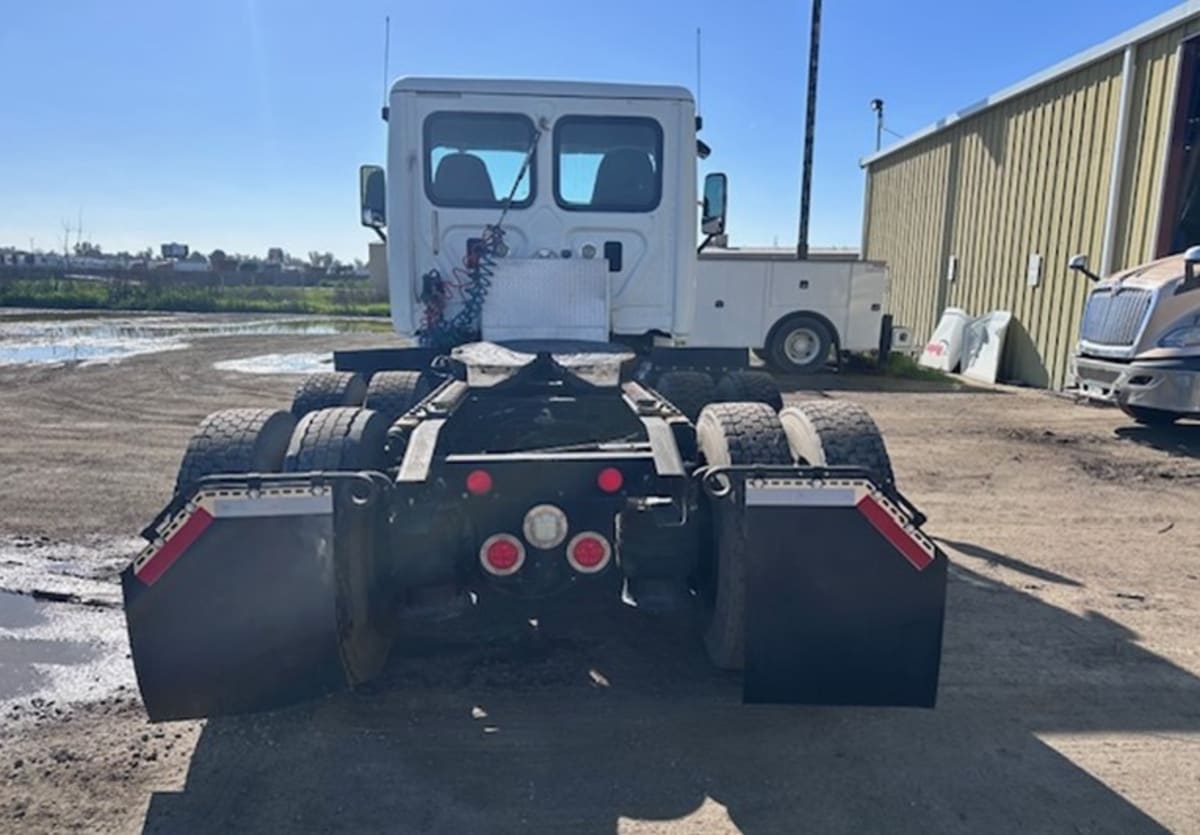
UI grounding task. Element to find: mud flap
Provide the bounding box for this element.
[122,475,389,721]
[741,477,947,707]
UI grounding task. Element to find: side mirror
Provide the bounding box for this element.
[702,172,728,236]
[1067,253,1100,283]
[359,165,386,230]
[1182,244,1200,291]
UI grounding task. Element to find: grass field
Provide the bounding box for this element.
[0,278,390,316]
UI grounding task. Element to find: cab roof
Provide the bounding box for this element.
[391,76,694,103]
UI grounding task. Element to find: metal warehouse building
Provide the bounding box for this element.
[862,1,1200,388]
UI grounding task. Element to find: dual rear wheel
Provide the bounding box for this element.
[654,369,782,421]
[694,399,893,669]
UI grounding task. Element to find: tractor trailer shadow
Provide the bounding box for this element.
[140,564,1196,834]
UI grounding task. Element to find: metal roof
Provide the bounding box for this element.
[391,77,694,103]
[860,0,1200,168]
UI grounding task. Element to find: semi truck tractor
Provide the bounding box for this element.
[122,78,947,721]
[1069,247,1200,424]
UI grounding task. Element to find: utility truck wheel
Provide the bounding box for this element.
[695,402,792,670]
[767,315,832,374]
[364,371,430,424]
[283,406,391,684]
[291,371,367,418]
[174,408,296,493]
[1120,404,1180,426]
[779,400,895,486]
[715,370,783,411]
[654,371,716,421]
[283,407,390,472]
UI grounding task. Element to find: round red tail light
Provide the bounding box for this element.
[566,532,612,574]
[596,467,624,493]
[480,534,524,576]
[466,469,493,495]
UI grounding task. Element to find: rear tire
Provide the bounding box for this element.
[695,403,792,670]
[283,407,390,472]
[175,408,296,493]
[766,315,833,374]
[779,400,895,486]
[291,372,367,418]
[654,370,716,421]
[364,371,431,424]
[1120,404,1180,426]
[715,370,784,411]
[282,407,392,684]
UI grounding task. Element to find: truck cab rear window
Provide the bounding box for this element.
[424,112,536,209]
[554,116,663,212]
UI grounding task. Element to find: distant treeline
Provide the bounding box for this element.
[0,264,365,288]
[0,277,389,317]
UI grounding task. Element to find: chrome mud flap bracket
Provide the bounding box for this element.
[122,473,389,721]
[715,469,947,707]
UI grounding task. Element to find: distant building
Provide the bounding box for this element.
[161,242,189,259]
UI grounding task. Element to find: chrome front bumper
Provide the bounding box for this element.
[1072,355,1200,416]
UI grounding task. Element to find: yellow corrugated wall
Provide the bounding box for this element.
[865,19,1199,388]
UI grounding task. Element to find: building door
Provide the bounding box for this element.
[1156,37,1200,257]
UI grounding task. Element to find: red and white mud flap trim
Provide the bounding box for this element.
[743,478,936,571]
[132,486,334,586]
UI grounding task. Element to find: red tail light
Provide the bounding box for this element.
[480,534,524,576]
[566,532,611,574]
[466,469,493,496]
[596,467,623,493]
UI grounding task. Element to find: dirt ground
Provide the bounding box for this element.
[2,321,1200,834]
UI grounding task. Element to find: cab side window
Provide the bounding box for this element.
[554,116,663,212]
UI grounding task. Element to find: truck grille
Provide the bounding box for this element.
[1079,287,1153,347]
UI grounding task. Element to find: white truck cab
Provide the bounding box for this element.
[361,77,899,372]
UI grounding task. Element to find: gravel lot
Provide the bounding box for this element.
[1,318,1199,834]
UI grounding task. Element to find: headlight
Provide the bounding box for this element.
[1158,325,1200,348]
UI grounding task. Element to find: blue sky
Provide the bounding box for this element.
[0,0,1180,261]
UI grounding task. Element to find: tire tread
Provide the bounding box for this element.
[175,408,296,492]
[291,372,367,418]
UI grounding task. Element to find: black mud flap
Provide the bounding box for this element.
[741,477,947,707]
[122,474,389,721]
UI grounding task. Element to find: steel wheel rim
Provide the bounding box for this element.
[783,328,820,365]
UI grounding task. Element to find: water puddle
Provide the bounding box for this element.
[0,537,140,708]
[0,589,126,705]
[214,351,334,375]
[0,313,389,367]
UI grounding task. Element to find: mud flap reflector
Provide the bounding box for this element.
[742,478,947,707]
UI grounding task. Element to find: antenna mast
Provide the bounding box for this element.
[695,27,703,116]
[796,0,821,260]
[381,16,391,121]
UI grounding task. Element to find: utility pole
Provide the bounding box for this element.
[871,98,885,151]
[796,0,822,260]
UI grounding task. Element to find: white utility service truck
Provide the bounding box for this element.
[121,78,944,722]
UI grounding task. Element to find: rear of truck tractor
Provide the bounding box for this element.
[123,344,946,721]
